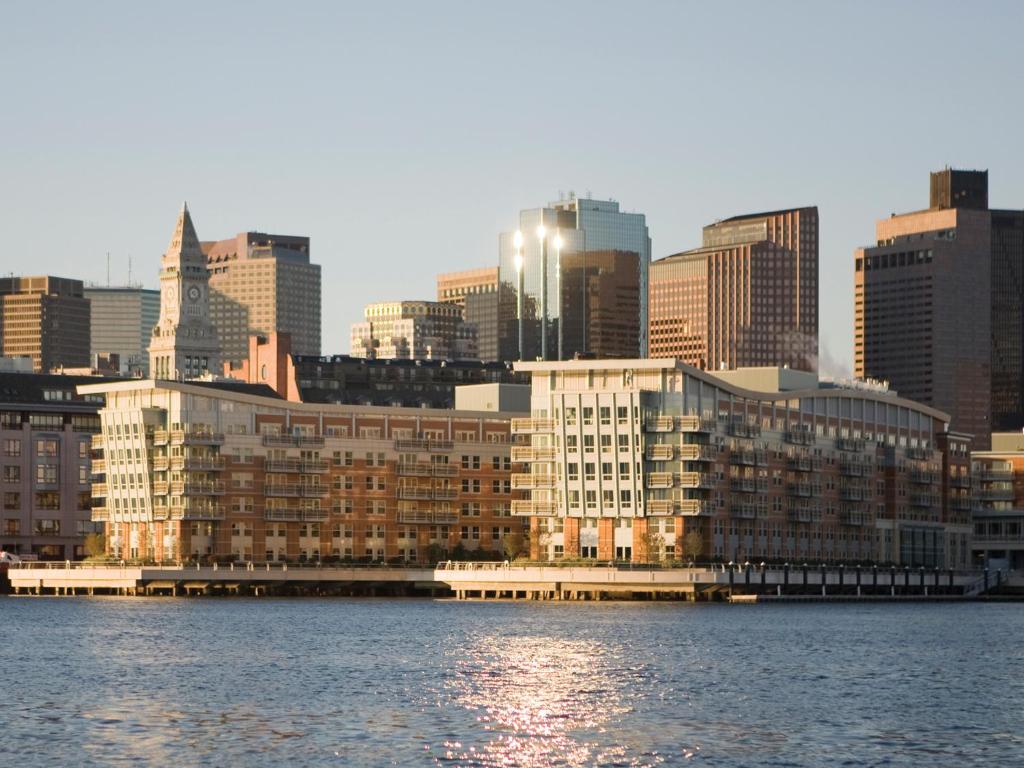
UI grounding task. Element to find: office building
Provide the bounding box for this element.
[649,207,819,372]
[437,267,517,361]
[83,378,528,563]
[351,301,478,361]
[83,286,160,376]
[498,195,650,360]
[510,359,972,567]
[204,232,321,366]
[560,250,641,359]
[149,204,221,380]
[0,276,91,372]
[0,372,113,560]
[854,170,1024,448]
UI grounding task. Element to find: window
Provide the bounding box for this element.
[600,434,612,452]
[618,461,630,479]
[585,490,597,509]
[3,492,20,510]
[583,435,595,453]
[599,407,611,425]
[601,462,613,481]
[35,465,58,485]
[565,407,577,426]
[617,435,629,451]
[3,465,20,483]
[566,435,578,453]
[584,462,596,481]
[34,519,60,535]
[4,440,21,458]
[620,490,632,507]
[36,439,59,458]
[567,463,579,481]
[617,406,628,424]
[582,407,594,425]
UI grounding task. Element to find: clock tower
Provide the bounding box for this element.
[149,203,221,379]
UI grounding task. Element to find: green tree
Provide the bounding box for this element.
[502,529,527,560]
[682,531,704,564]
[84,533,106,560]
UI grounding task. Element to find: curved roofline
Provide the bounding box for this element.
[513,359,952,423]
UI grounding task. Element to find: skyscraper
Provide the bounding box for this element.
[83,286,160,376]
[149,204,221,380]
[854,169,1024,449]
[437,267,517,361]
[350,301,477,360]
[204,232,321,366]
[498,195,650,360]
[649,207,819,372]
[0,276,91,372]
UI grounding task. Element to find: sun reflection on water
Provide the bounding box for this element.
[430,634,666,767]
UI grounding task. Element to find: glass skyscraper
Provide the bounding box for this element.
[498,196,651,361]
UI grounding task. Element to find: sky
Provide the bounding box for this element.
[2,0,1022,375]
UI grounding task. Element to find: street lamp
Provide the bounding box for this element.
[537,225,548,360]
[553,231,563,361]
[513,230,524,361]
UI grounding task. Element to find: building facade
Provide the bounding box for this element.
[83,379,527,564]
[294,354,526,408]
[498,195,650,360]
[970,431,1024,570]
[437,267,517,361]
[649,207,819,372]
[149,204,221,380]
[350,301,478,361]
[854,170,1023,448]
[83,286,160,376]
[560,250,641,360]
[205,232,321,366]
[0,276,91,372]
[511,359,972,568]
[0,373,109,560]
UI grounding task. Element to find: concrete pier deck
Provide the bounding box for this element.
[5,561,1013,600]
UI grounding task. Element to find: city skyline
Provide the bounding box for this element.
[3,2,1022,375]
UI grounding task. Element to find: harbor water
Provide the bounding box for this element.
[1,598,1021,766]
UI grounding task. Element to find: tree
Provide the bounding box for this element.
[528,523,551,561]
[502,530,527,561]
[639,528,665,564]
[84,533,106,560]
[682,531,704,564]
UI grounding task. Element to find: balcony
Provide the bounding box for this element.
[301,509,328,522]
[979,469,1013,483]
[265,483,303,497]
[788,508,813,523]
[951,496,973,511]
[730,449,767,466]
[785,430,816,446]
[265,458,302,473]
[949,474,972,489]
[296,435,325,448]
[511,473,556,490]
[909,470,936,485]
[646,500,677,515]
[645,444,675,461]
[397,462,432,477]
[840,510,869,527]
[432,488,458,501]
[91,434,105,450]
[182,457,227,472]
[788,456,813,472]
[733,477,760,494]
[839,486,867,502]
[152,481,169,496]
[394,438,453,452]
[397,509,433,524]
[678,499,710,516]
[679,415,716,433]
[679,472,713,489]
[644,416,675,432]
[909,493,939,508]
[787,482,812,498]
[169,504,225,520]
[431,464,457,477]
[265,508,301,521]
[836,437,865,453]
[976,487,1014,502]
[511,500,559,516]
[905,446,931,460]
[263,434,297,447]
[152,456,169,471]
[726,421,760,439]
[300,485,328,497]
[176,430,225,446]
[839,461,868,477]
[92,483,108,497]
[679,443,716,461]
[730,503,759,519]
[511,417,556,434]
[91,506,108,522]
[646,472,675,490]
[179,481,226,496]
[90,458,107,474]
[397,487,432,501]
[511,446,557,462]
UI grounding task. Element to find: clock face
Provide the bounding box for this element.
[187,285,201,302]
[165,286,176,304]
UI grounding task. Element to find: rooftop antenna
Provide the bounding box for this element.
[128,254,133,286]
[106,252,110,286]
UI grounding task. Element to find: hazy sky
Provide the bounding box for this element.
[2,1,1021,373]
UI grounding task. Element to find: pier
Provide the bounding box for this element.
[4,561,1015,600]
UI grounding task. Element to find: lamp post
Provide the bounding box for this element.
[554,230,563,361]
[537,224,548,360]
[513,230,524,361]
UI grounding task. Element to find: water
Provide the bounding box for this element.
[1,598,1021,767]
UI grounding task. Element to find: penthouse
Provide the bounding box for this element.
[511,360,973,568]
[81,379,528,564]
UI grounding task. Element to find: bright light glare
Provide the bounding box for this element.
[513,230,523,248]
[514,252,523,271]
[536,225,546,240]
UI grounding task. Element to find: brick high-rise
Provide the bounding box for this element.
[0,276,91,372]
[649,207,819,372]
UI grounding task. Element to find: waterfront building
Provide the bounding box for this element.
[83,286,160,376]
[82,378,527,563]
[204,232,321,367]
[0,276,91,373]
[0,372,111,560]
[350,301,478,361]
[437,267,518,361]
[510,359,972,567]
[854,169,1024,448]
[649,207,819,372]
[498,195,650,360]
[970,431,1024,570]
[149,204,221,380]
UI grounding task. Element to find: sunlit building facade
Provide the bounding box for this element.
[83,379,527,563]
[0,276,91,373]
[83,286,160,376]
[511,359,972,568]
[351,301,478,361]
